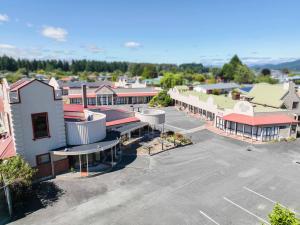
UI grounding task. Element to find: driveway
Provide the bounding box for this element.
[10,129,300,225]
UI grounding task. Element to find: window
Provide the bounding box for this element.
[32,112,50,140]
[70,98,81,104]
[292,102,299,109]
[36,153,50,165]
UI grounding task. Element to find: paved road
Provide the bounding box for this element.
[9,107,300,225]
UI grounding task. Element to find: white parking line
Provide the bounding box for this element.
[180,125,206,134]
[223,197,270,225]
[199,210,221,225]
[243,186,299,215]
[163,123,185,131]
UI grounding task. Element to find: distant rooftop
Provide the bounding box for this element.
[195,83,240,90]
[61,81,113,88]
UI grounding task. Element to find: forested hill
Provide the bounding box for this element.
[252,59,300,71]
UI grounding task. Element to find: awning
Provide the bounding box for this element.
[222,113,297,126]
[51,132,119,156]
[113,122,149,135]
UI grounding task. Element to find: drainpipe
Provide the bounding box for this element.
[82,84,88,109]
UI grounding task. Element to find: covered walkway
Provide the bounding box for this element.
[51,132,120,177]
[216,113,298,142]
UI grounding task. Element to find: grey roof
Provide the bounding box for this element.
[113,122,149,135]
[51,131,120,155]
[62,81,113,88]
[195,83,240,90]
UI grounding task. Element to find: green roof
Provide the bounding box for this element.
[212,95,237,109]
[247,83,287,108]
[181,90,210,102]
[173,84,287,112]
[179,89,237,109]
[252,104,285,113]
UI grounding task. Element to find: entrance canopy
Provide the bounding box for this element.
[223,113,297,126]
[52,132,119,156]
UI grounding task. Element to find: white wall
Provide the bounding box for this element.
[135,109,165,125]
[10,81,66,166]
[65,111,106,145]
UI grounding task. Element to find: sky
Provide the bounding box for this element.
[0,0,300,66]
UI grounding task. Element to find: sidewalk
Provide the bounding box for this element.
[205,123,264,145]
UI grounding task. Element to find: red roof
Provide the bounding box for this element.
[63,104,112,112]
[64,104,84,112]
[64,115,84,120]
[106,117,140,127]
[67,92,157,98]
[0,97,4,112]
[0,136,16,159]
[10,80,31,91]
[222,113,297,126]
[116,92,157,97]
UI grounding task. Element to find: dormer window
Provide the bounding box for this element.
[31,112,50,140]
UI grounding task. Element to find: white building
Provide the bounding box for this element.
[115,76,147,88]
[0,78,149,179]
[0,79,68,177]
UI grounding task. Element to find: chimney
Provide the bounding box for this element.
[82,84,88,108]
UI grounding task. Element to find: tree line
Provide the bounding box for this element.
[0,55,209,78]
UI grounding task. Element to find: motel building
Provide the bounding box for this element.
[0,78,164,179]
[56,78,159,106]
[168,82,300,142]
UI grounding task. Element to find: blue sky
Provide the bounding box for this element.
[0,0,300,65]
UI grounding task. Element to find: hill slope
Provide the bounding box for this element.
[253,59,300,71]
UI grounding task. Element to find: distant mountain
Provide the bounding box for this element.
[252,59,300,71]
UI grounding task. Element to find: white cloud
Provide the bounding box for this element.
[0,44,16,49]
[0,44,43,58]
[85,45,105,53]
[124,41,141,49]
[41,26,68,42]
[0,43,80,60]
[0,14,9,23]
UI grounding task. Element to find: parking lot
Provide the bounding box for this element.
[10,107,300,225]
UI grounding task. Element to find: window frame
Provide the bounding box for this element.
[36,153,51,165]
[31,112,50,140]
[292,102,299,109]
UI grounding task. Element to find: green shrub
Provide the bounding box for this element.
[149,90,172,107]
[286,137,296,142]
[268,204,300,225]
[212,89,221,95]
